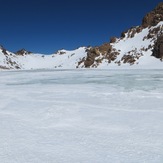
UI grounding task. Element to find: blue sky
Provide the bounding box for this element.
[0,0,161,54]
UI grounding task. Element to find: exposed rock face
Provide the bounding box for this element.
[142,2,163,28]
[120,26,143,39]
[110,37,117,43]
[0,46,21,69]
[0,65,10,70]
[0,45,8,55]
[81,3,163,68]
[121,31,127,38]
[152,34,163,59]
[120,3,163,41]
[98,43,112,54]
[15,49,32,56]
[83,43,113,67]
[84,47,100,67]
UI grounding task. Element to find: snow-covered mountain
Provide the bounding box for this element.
[0,3,163,70]
[0,46,87,70]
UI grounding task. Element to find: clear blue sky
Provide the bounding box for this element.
[0,0,161,54]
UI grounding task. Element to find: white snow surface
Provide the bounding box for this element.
[0,69,163,163]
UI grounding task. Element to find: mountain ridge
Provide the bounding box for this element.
[0,3,163,70]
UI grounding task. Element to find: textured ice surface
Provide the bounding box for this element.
[0,70,163,163]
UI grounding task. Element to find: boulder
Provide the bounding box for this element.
[84,47,100,67]
[99,43,112,54]
[110,37,117,43]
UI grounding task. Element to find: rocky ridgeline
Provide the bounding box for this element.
[0,46,8,55]
[142,2,163,60]
[0,46,30,69]
[15,49,32,56]
[142,2,163,28]
[79,2,163,68]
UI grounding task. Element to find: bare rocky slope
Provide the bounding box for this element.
[0,3,163,70]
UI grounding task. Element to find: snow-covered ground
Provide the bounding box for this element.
[0,69,163,163]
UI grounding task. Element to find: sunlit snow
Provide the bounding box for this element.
[0,70,163,163]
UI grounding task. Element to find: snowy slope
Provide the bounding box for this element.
[111,22,163,68]
[0,47,87,70]
[0,48,21,69]
[16,47,87,70]
[91,22,163,69]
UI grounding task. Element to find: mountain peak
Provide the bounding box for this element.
[142,2,163,28]
[15,49,32,56]
[0,45,5,50]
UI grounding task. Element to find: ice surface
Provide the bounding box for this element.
[0,70,163,163]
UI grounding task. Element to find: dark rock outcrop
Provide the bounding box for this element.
[142,2,163,28]
[0,65,10,70]
[120,3,163,42]
[15,49,32,56]
[152,34,163,59]
[83,43,113,67]
[98,43,112,54]
[0,45,8,55]
[121,31,127,38]
[110,37,117,43]
[84,47,100,67]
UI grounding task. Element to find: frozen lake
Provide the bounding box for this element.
[0,69,163,163]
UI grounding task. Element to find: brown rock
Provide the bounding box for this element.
[121,55,136,65]
[84,58,94,68]
[0,46,8,55]
[16,49,32,56]
[59,51,66,55]
[142,2,163,28]
[152,34,163,59]
[121,31,126,38]
[110,37,117,43]
[130,29,136,38]
[136,26,143,33]
[0,66,10,70]
[99,43,112,54]
[84,47,100,67]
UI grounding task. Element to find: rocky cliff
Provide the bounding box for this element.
[79,2,163,68]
